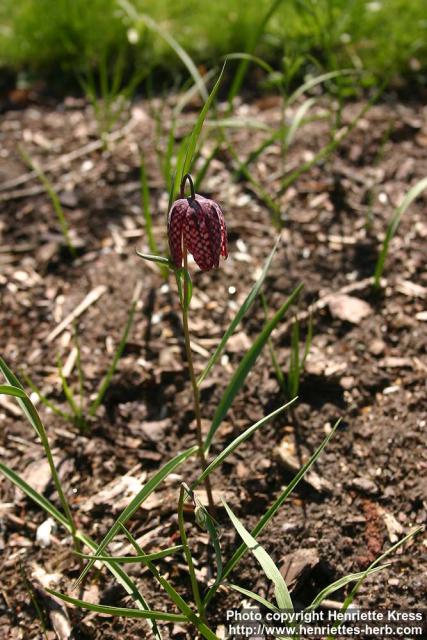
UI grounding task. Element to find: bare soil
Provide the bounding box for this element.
[0,91,426,640]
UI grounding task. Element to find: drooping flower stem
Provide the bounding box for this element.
[181,247,215,516]
[180,173,195,200]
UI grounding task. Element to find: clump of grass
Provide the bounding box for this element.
[373,176,427,289]
[79,49,149,148]
[24,291,139,433]
[1,0,426,89]
[19,147,76,258]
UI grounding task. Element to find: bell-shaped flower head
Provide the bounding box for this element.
[168,174,227,271]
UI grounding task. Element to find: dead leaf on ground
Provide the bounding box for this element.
[328,294,373,324]
[280,548,319,591]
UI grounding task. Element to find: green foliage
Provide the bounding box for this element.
[0,0,426,88]
[374,177,427,288]
[25,297,138,433]
[205,282,303,451]
[19,148,76,258]
[1,357,422,637]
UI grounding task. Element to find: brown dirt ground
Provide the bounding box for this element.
[0,91,426,640]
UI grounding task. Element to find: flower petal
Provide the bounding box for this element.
[184,196,222,271]
[167,199,187,268]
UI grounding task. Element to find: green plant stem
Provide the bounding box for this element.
[181,249,215,516]
[177,485,205,621]
[44,432,80,554]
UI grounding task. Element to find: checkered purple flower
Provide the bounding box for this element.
[168,174,228,272]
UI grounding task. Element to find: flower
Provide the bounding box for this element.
[168,174,228,272]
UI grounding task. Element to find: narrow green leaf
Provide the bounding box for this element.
[181,64,226,184]
[46,589,186,622]
[19,147,75,257]
[228,583,278,612]
[192,493,223,591]
[198,238,281,386]
[0,462,161,637]
[224,52,275,76]
[74,445,198,588]
[89,298,137,415]
[301,315,313,369]
[73,324,85,412]
[326,527,423,640]
[223,501,293,611]
[204,419,341,607]
[0,462,69,528]
[75,545,183,564]
[136,251,171,267]
[117,0,207,103]
[57,356,81,419]
[204,283,303,451]
[177,485,204,619]
[374,177,427,287]
[119,523,218,640]
[306,566,388,612]
[22,373,73,422]
[284,97,316,149]
[0,359,80,550]
[206,117,271,132]
[288,69,359,106]
[0,357,42,438]
[0,384,26,398]
[193,398,297,488]
[227,0,286,104]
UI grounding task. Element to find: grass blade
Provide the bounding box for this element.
[326,526,423,640]
[374,177,427,287]
[0,461,69,528]
[288,69,359,106]
[45,590,186,622]
[223,500,293,611]
[118,0,207,103]
[228,0,286,104]
[136,252,171,267]
[306,566,388,612]
[181,64,226,186]
[193,398,297,488]
[57,355,81,419]
[224,52,275,76]
[0,357,42,437]
[0,358,78,546]
[21,374,74,421]
[198,237,281,386]
[228,583,278,612]
[0,384,26,398]
[168,64,226,210]
[74,445,198,587]
[279,85,384,196]
[75,545,183,564]
[204,283,303,451]
[18,147,75,257]
[0,461,160,636]
[192,492,223,591]
[284,97,316,149]
[118,523,218,640]
[89,295,137,416]
[204,419,341,607]
[169,136,189,211]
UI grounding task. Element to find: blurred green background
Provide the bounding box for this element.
[0,0,426,93]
